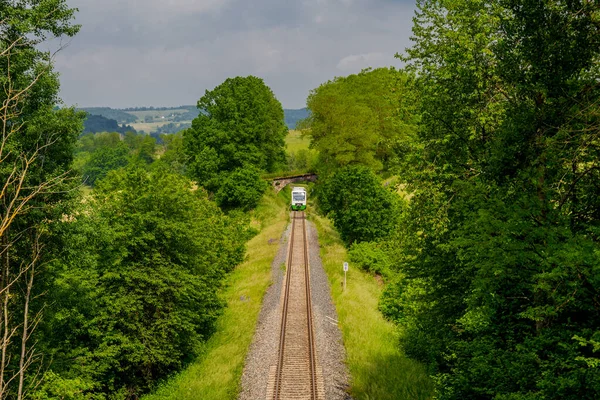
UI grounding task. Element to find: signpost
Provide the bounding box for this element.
[343,262,348,291]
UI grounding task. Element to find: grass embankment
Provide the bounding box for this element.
[311,213,434,400]
[144,190,289,400]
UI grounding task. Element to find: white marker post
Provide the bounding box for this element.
[343,262,349,291]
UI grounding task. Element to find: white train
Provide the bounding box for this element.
[291,187,307,211]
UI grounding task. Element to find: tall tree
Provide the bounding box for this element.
[302,68,418,175]
[386,1,600,398]
[0,1,81,397]
[184,76,287,194]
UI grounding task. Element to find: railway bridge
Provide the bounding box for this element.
[270,173,317,192]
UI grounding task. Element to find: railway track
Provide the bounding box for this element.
[267,211,324,400]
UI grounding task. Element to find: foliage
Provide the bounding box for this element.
[348,241,394,279]
[283,130,318,173]
[123,131,156,163]
[153,122,191,135]
[44,165,248,398]
[383,0,600,398]
[319,166,400,245]
[215,167,268,212]
[301,67,418,175]
[31,371,98,400]
[80,107,138,124]
[0,0,82,397]
[81,141,130,185]
[142,189,290,400]
[83,114,136,134]
[76,131,158,186]
[184,76,287,200]
[287,149,318,173]
[310,213,434,400]
[157,131,187,174]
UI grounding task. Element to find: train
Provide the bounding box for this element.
[291,186,307,211]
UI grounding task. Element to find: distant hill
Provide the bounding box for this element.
[79,107,138,124]
[284,108,309,129]
[171,106,200,122]
[79,105,308,131]
[83,114,137,134]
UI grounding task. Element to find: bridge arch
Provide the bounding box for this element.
[270,173,317,193]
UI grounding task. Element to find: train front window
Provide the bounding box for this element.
[293,193,305,201]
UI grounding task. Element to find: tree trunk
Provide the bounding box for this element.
[0,232,9,398]
[17,257,35,400]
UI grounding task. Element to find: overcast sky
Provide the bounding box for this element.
[53,0,417,109]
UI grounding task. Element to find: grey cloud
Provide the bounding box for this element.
[55,0,416,108]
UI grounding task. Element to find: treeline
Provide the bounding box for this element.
[75,131,157,185]
[303,1,600,399]
[79,107,138,124]
[83,114,137,134]
[0,2,290,398]
[82,105,308,132]
[153,122,192,134]
[39,77,288,397]
[171,107,201,122]
[121,105,196,112]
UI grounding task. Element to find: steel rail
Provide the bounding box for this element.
[272,211,318,400]
[272,212,296,399]
[302,213,318,400]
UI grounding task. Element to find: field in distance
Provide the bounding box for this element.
[80,106,309,135]
[286,130,311,153]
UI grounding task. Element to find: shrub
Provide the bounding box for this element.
[319,166,399,245]
[215,167,268,211]
[348,241,393,278]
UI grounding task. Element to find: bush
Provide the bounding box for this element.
[45,165,248,397]
[348,241,393,278]
[287,149,318,172]
[319,166,400,245]
[215,167,268,211]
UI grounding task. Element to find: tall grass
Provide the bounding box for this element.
[310,213,434,400]
[143,190,289,400]
[285,129,311,153]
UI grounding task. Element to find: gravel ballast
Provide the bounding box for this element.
[239,215,350,400]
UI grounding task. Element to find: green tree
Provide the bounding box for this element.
[319,166,399,245]
[82,142,130,186]
[44,165,247,398]
[158,131,187,174]
[302,68,418,175]
[77,132,123,154]
[184,76,287,200]
[215,166,268,211]
[386,0,600,398]
[124,131,156,163]
[77,131,158,186]
[0,1,81,397]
